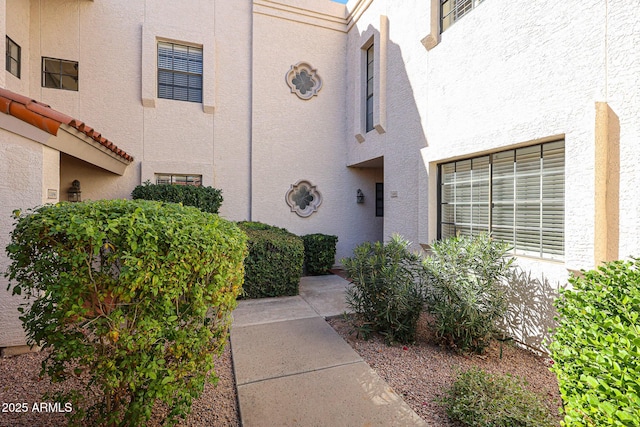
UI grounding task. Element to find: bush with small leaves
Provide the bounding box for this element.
[132,181,223,214]
[442,368,556,427]
[5,200,246,426]
[424,234,514,353]
[550,259,640,426]
[342,235,429,344]
[302,233,338,275]
[237,222,304,298]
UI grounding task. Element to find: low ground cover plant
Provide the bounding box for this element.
[342,235,429,344]
[5,200,246,426]
[237,221,304,298]
[424,234,514,353]
[132,181,223,214]
[302,233,338,275]
[550,258,640,426]
[442,367,555,427]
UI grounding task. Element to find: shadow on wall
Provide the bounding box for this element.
[499,268,566,354]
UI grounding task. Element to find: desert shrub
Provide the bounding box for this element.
[424,234,514,353]
[237,221,304,298]
[5,200,246,426]
[442,368,555,427]
[550,259,640,426]
[302,233,338,275]
[342,235,429,344]
[131,181,223,214]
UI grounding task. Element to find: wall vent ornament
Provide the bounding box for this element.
[285,180,322,217]
[285,62,322,100]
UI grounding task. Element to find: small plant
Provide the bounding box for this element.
[342,235,428,344]
[441,368,556,427]
[302,233,338,275]
[131,181,223,214]
[550,259,640,426]
[238,222,304,298]
[424,233,514,353]
[5,200,246,426]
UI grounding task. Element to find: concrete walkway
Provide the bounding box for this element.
[230,275,427,427]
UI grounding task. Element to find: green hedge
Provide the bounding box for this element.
[131,182,223,214]
[5,200,246,426]
[237,222,304,298]
[550,259,640,426]
[302,233,338,275]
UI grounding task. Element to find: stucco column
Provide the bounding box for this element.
[594,102,620,265]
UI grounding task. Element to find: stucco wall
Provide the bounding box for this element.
[251,2,351,260]
[422,0,605,276]
[5,0,29,95]
[345,0,430,252]
[606,0,640,260]
[0,129,45,347]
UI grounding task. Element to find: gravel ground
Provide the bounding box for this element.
[0,343,238,427]
[328,313,564,426]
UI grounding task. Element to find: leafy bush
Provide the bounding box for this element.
[132,181,223,214]
[550,259,640,426]
[5,200,246,426]
[442,368,555,427]
[237,222,304,298]
[302,233,338,275]
[424,234,514,353]
[342,235,429,344]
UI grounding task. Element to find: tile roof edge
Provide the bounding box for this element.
[0,88,133,162]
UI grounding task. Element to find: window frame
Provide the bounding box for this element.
[6,36,20,78]
[157,41,203,103]
[365,44,374,133]
[437,140,565,260]
[41,57,79,91]
[155,174,202,187]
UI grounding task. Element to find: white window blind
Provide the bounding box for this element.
[439,140,565,260]
[158,42,203,103]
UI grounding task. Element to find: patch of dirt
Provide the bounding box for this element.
[327,313,564,426]
[0,344,238,427]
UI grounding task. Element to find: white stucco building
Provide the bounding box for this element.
[1,0,638,351]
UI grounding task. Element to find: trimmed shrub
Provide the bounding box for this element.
[442,368,555,427]
[237,222,304,298]
[131,181,223,214]
[424,234,514,353]
[5,200,246,426]
[550,259,640,426]
[342,235,429,344]
[302,233,338,275]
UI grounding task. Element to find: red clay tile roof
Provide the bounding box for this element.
[0,88,133,162]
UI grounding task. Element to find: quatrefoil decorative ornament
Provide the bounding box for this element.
[285,62,322,100]
[285,180,322,217]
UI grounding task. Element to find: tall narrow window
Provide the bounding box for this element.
[6,36,20,78]
[158,41,203,103]
[365,44,374,132]
[438,140,565,260]
[375,183,384,217]
[42,57,78,90]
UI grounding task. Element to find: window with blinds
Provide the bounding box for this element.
[155,174,202,186]
[439,140,565,260]
[441,0,485,32]
[157,41,203,103]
